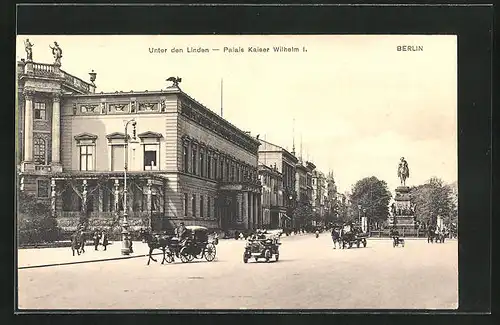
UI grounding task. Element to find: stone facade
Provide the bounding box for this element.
[258,163,284,229]
[17,59,261,233]
[258,139,298,228]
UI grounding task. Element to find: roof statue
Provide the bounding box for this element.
[397,157,410,186]
[49,41,63,66]
[166,76,182,88]
[24,39,34,62]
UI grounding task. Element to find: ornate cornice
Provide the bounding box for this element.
[74,132,98,141]
[180,100,260,155]
[137,131,163,139]
[106,132,129,141]
[52,92,63,102]
[23,88,36,99]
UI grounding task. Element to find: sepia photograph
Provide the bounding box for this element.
[16,34,458,310]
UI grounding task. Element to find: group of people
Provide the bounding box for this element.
[91,228,109,251]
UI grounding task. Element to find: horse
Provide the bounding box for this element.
[71,231,85,256]
[331,228,341,249]
[140,231,174,265]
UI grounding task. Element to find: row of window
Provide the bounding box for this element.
[77,143,160,171]
[183,193,214,218]
[182,138,258,183]
[262,188,283,207]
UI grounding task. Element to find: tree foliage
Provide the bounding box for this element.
[410,177,455,227]
[350,176,392,224]
[293,202,313,227]
[17,190,60,245]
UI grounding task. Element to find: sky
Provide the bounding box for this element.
[16,35,457,194]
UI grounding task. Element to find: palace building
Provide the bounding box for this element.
[17,56,261,233]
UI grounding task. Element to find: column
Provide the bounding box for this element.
[243,192,249,229]
[23,89,34,162]
[147,180,152,229]
[248,193,254,230]
[114,179,120,218]
[51,92,61,167]
[98,186,104,213]
[50,179,56,217]
[81,179,88,213]
[254,194,259,228]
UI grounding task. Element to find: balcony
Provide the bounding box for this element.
[22,61,95,94]
[34,165,52,173]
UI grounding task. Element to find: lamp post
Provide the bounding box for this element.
[121,118,136,256]
[363,208,367,233]
[357,204,361,225]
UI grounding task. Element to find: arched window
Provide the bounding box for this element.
[33,138,46,164]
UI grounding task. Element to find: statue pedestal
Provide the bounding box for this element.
[391,186,415,229]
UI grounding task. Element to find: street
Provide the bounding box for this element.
[17,234,458,310]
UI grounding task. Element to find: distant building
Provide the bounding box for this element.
[258,139,298,228]
[312,170,327,218]
[258,163,283,229]
[17,56,261,232]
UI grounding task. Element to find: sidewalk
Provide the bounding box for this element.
[18,241,153,269]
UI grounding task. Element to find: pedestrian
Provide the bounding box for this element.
[100,230,109,251]
[93,229,100,251]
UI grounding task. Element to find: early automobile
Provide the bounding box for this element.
[243,231,280,263]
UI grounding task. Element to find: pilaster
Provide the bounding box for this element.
[23,89,34,165]
[51,92,62,172]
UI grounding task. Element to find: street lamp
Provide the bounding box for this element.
[363,208,367,232]
[121,118,137,256]
[357,204,362,225]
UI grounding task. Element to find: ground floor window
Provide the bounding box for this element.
[37,180,50,198]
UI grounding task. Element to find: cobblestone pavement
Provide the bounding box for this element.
[17,234,458,310]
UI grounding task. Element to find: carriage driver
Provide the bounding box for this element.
[176,222,189,246]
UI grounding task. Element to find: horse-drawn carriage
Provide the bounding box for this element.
[341,228,368,249]
[143,225,217,265]
[332,224,368,248]
[427,226,446,244]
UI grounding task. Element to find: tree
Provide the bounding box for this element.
[17,190,60,245]
[410,177,454,228]
[350,176,392,226]
[293,202,313,228]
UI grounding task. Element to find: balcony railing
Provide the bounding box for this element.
[31,63,59,76]
[23,62,94,94]
[61,69,91,93]
[58,211,155,218]
[34,165,52,173]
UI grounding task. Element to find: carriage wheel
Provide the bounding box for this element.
[264,249,272,262]
[204,243,217,262]
[179,252,193,263]
[165,249,174,263]
[179,247,192,263]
